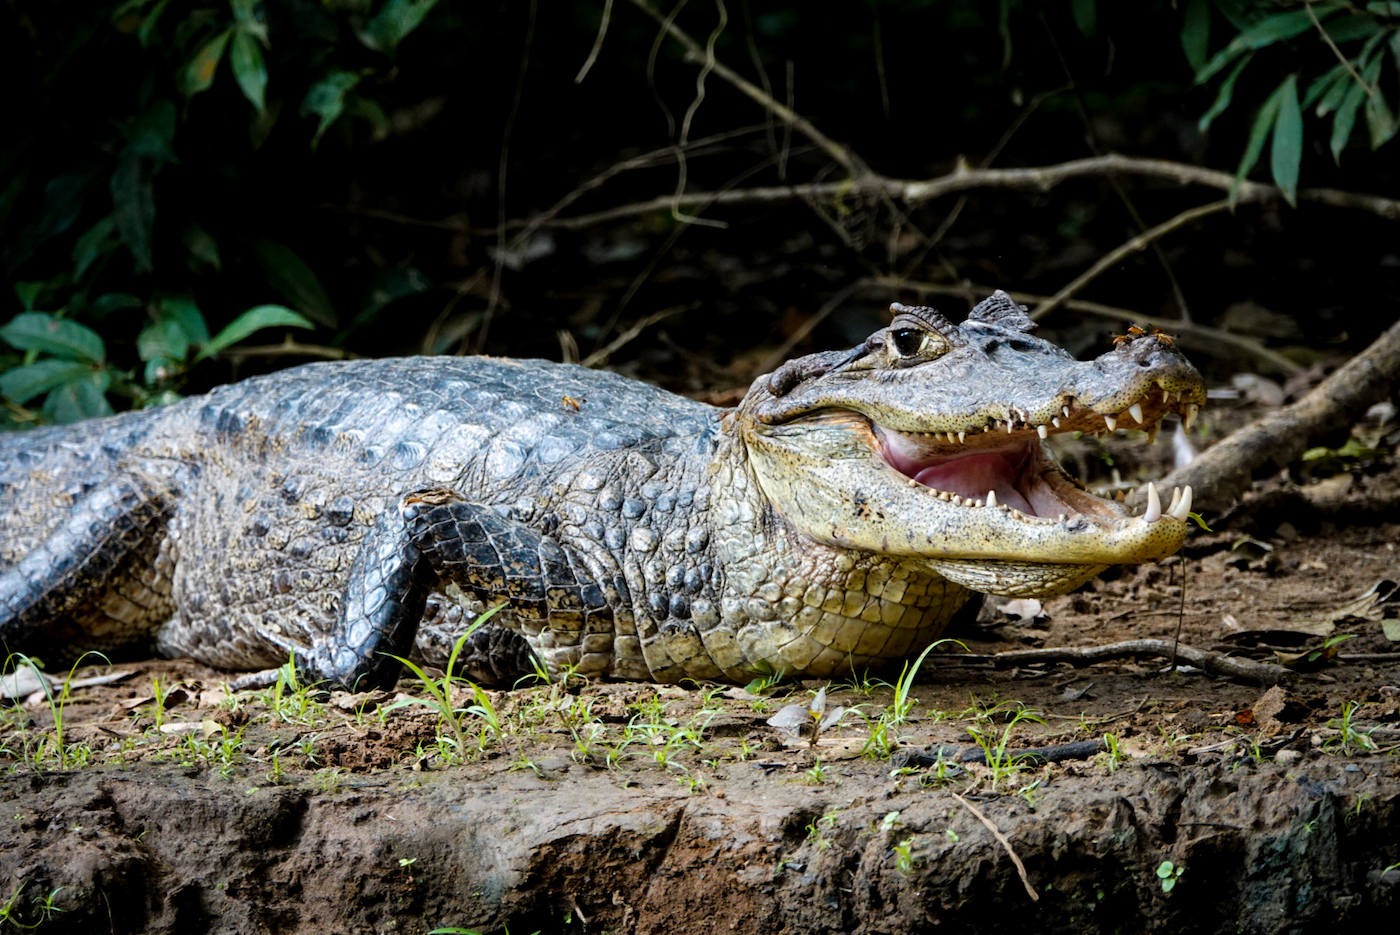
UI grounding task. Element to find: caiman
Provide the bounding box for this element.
[0,293,1204,689]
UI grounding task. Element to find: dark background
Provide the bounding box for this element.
[3,0,1398,420]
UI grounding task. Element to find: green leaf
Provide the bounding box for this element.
[1195,5,1341,84]
[137,0,175,48]
[72,214,119,281]
[1331,80,1367,161]
[1070,0,1096,37]
[138,317,193,363]
[42,371,113,423]
[358,0,441,53]
[1181,0,1211,74]
[1304,64,1347,112]
[183,223,221,271]
[34,165,105,246]
[1198,53,1253,133]
[182,27,234,98]
[1365,88,1398,148]
[1232,80,1287,205]
[158,296,210,346]
[230,30,268,112]
[1271,75,1302,206]
[301,70,361,147]
[90,293,144,320]
[13,282,42,311]
[1369,3,1400,15]
[0,313,106,363]
[197,305,314,360]
[110,148,156,273]
[0,360,93,406]
[125,100,180,165]
[252,240,338,326]
[1332,51,1385,162]
[1325,15,1384,44]
[230,0,258,23]
[143,356,182,385]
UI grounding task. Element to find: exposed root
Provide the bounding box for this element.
[952,793,1039,902]
[949,639,1295,686]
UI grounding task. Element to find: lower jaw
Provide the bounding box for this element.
[928,558,1109,597]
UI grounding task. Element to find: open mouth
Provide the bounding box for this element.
[872,390,1198,526]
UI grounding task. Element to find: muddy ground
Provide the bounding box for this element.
[2,457,1400,934]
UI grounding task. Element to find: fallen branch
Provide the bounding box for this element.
[951,793,1039,902]
[861,277,1304,376]
[1029,200,1232,320]
[1155,316,1400,514]
[581,302,695,367]
[952,639,1294,686]
[892,738,1105,770]
[472,153,1400,234]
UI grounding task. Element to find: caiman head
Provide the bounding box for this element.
[735,292,1206,597]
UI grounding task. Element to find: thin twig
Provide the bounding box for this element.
[574,0,614,83]
[951,793,1039,902]
[218,339,358,363]
[956,639,1294,686]
[1030,200,1232,320]
[626,0,867,177]
[581,303,695,367]
[366,153,1400,238]
[477,0,538,354]
[754,280,865,375]
[1306,0,1373,99]
[861,276,1305,376]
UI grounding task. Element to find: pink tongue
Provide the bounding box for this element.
[913,453,1035,515]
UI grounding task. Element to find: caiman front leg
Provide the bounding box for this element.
[256,487,614,691]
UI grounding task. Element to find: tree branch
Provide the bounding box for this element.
[861,276,1305,376]
[955,639,1295,686]
[625,0,869,178]
[1029,199,1233,319]
[1156,316,1400,514]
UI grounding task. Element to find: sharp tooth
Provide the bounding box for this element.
[1184,404,1199,429]
[908,478,919,487]
[1129,403,1144,424]
[1146,426,1158,444]
[1037,424,1048,439]
[1011,509,1024,520]
[1170,485,1193,521]
[1167,487,1181,514]
[986,490,998,508]
[1005,421,1014,434]
[1103,415,1117,432]
[972,498,984,508]
[1057,513,1066,522]
[1062,406,1071,418]
[1143,482,1162,523]
[1051,416,1061,428]
[952,495,963,506]
[957,431,966,443]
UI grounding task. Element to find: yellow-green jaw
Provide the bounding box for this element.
[740,296,1205,598]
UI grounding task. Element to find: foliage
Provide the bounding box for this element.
[1187,1,1400,203]
[2,0,441,428]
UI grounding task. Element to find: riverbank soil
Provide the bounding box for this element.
[4,437,1400,934]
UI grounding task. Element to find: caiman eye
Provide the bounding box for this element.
[891,328,926,357]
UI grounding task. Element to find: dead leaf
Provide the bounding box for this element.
[776,735,866,758]
[0,669,50,700]
[158,722,202,735]
[999,598,1049,623]
[1251,686,1288,735]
